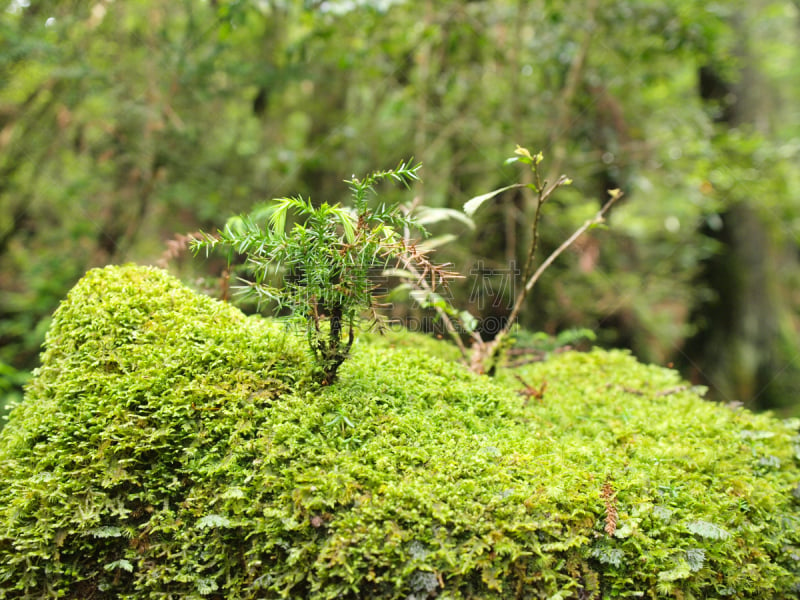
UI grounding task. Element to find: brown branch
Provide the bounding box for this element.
[472,189,622,375]
[393,205,477,361]
[506,189,623,333]
[390,226,477,360]
[505,344,575,368]
[514,374,548,403]
[156,231,202,268]
[516,174,571,307]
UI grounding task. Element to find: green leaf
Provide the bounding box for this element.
[687,520,729,540]
[89,526,123,538]
[409,289,450,311]
[196,514,233,529]
[414,207,475,230]
[589,546,624,567]
[224,215,248,236]
[330,205,356,244]
[418,234,457,252]
[686,548,705,572]
[507,146,543,165]
[658,562,692,582]
[222,486,246,500]
[381,268,418,279]
[459,310,478,333]
[652,505,673,522]
[514,145,535,161]
[196,577,219,595]
[104,559,133,572]
[463,184,524,217]
[269,198,292,236]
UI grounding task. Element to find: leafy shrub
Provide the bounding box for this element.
[1,265,799,599]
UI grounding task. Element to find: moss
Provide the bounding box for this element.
[1,265,799,599]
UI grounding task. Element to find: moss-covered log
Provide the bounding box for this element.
[1,265,798,598]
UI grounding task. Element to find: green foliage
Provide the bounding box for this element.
[3,0,800,411]
[191,161,446,384]
[1,265,799,598]
[458,146,621,376]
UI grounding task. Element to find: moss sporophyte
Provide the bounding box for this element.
[1,265,799,598]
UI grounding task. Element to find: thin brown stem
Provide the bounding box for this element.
[506,189,623,329]
[510,174,571,326]
[525,190,622,295]
[474,189,623,375]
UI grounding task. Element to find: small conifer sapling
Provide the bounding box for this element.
[192,161,456,384]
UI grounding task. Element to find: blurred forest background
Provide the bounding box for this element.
[2,0,800,417]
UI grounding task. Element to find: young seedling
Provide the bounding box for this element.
[394,146,623,375]
[465,146,623,374]
[191,161,456,384]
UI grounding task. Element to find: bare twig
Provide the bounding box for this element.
[516,174,572,313]
[514,374,548,403]
[472,188,623,375]
[508,189,623,328]
[505,344,574,368]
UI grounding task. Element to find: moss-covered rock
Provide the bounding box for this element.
[1,265,798,599]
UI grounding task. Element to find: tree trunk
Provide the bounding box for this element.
[684,8,798,410]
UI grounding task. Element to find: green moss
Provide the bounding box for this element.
[1,265,799,599]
